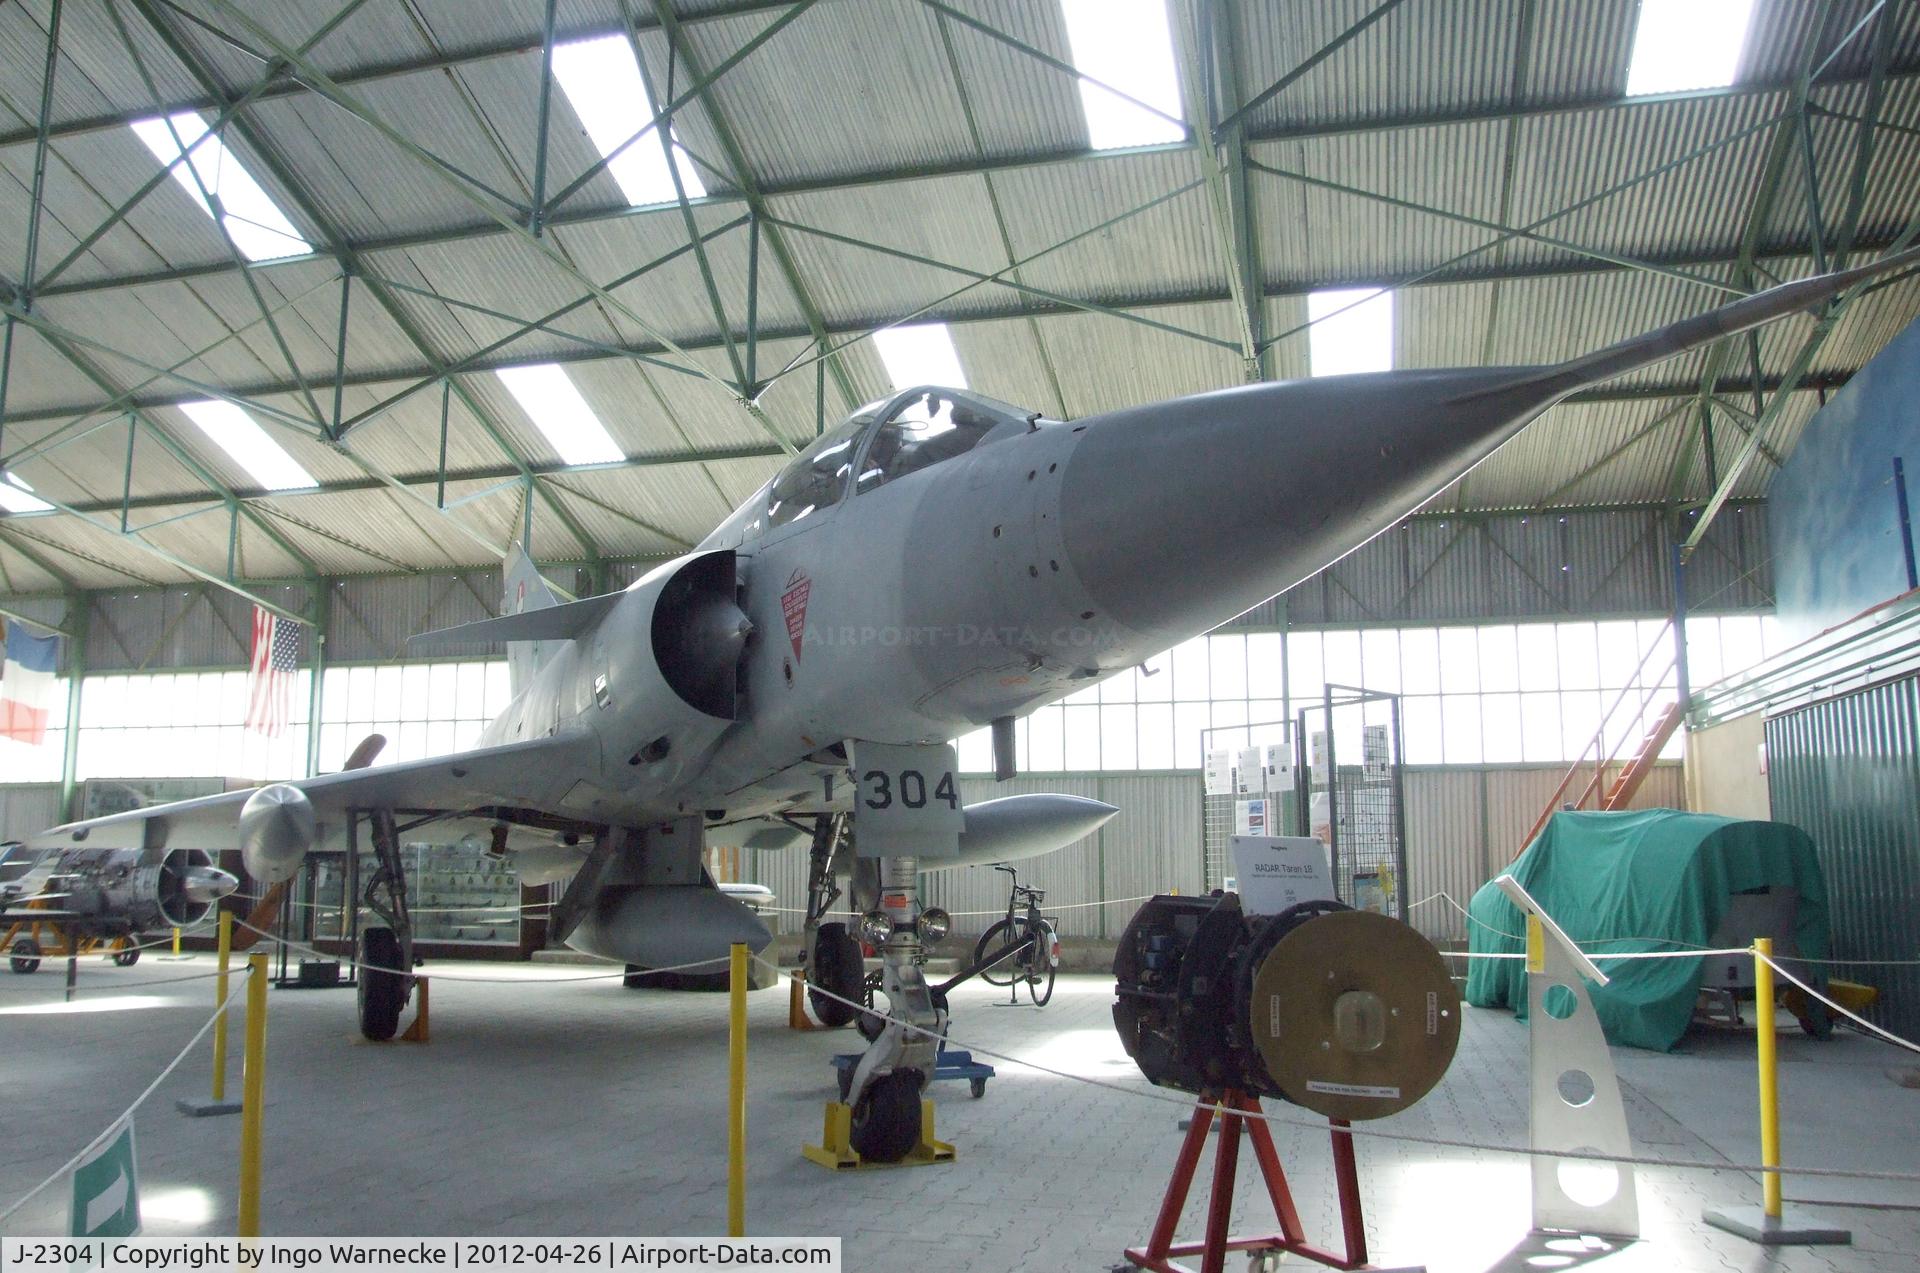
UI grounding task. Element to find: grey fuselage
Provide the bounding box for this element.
[460,368,1572,828]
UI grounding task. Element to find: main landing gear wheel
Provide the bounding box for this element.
[808,922,864,1028]
[358,927,408,1041]
[10,938,41,974]
[113,947,141,968]
[848,1069,925,1163]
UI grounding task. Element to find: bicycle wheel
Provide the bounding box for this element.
[1025,922,1057,1007]
[974,919,1023,987]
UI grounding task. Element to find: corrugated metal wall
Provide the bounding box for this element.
[1230,505,1769,629]
[1765,676,1920,1041]
[0,785,63,841]
[49,505,1764,675]
[732,762,1682,944]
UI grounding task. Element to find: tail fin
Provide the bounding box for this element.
[503,547,562,698]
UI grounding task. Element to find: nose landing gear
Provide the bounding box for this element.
[356,808,416,1042]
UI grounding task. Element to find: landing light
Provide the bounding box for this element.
[918,907,952,943]
[859,910,893,946]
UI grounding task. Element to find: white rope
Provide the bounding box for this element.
[1762,953,1920,1057]
[0,976,251,1227]
[44,969,231,992]
[773,954,1920,1185]
[231,917,734,984]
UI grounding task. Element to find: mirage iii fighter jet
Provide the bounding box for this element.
[17,250,1914,1161]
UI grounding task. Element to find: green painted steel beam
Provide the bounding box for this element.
[20,63,1919,309]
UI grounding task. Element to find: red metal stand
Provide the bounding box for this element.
[1123,1090,1375,1273]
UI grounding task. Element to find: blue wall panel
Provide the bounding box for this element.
[1771,316,1920,643]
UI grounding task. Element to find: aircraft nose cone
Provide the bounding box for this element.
[1057,371,1557,645]
[183,866,239,904]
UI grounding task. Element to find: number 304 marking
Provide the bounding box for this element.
[860,768,958,811]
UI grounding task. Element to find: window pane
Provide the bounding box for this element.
[1482,693,1522,764]
[429,663,458,720]
[1100,705,1138,770]
[1402,696,1443,764]
[1437,626,1479,693]
[483,663,512,717]
[1442,696,1482,764]
[956,726,992,772]
[1170,637,1209,701]
[1062,705,1101,769]
[1520,692,1561,763]
[1247,632,1285,699]
[456,662,486,716]
[400,664,430,721]
[1516,624,1558,692]
[1684,615,1725,686]
[1360,629,1400,692]
[347,666,375,721]
[1137,703,1174,769]
[1555,623,1598,691]
[1287,631,1325,704]
[1476,626,1518,692]
[1208,634,1247,700]
[1594,619,1642,690]
[1321,631,1361,691]
[1135,652,1172,702]
[1562,690,1604,760]
[1719,615,1765,681]
[1173,702,1209,769]
[1100,665,1139,704]
[1399,628,1439,695]
[1027,705,1065,771]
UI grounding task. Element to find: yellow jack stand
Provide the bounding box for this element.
[400,977,430,1042]
[803,1098,953,1170]
[787,970,819,1031]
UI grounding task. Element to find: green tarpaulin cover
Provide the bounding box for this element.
[1464,809,1829,1051]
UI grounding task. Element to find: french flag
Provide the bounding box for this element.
[1,623,58,746]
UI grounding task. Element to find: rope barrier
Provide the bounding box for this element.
[775,952,1920,1185]
[0,977,251,1227]
[1761,953,1920,1057]
[230,917,736,984]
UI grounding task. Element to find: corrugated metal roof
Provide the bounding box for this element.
[3,0,1919,592]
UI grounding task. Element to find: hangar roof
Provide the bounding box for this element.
[0,0,1916,606]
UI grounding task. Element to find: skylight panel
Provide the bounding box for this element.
[1624,0,1755,96]
[495,364,625,466]
[178,400,318,491]
[552,35,707,207]
[1059,0,1186,150]
[873,324,968,389]
[0,473,53,515]
[130,113,311,261]
[1306,289,1394,377]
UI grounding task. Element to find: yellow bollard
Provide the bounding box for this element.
[1754,937,1782,1219]
[237,954,268,1238]
[728,942,747,1237]
[171,927,181,956]
[213,909,233,1102]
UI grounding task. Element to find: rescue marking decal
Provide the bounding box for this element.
[781,569,812,660]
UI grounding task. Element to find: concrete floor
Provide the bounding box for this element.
[3,956,1916,1271]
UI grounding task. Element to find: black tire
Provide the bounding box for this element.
[1798,999,1835,1040]
[807,923,864,1028]
[357,927,408,1042]
[113,947,141,968]
[849,1069,924,1163]
[10,938,40,975]
[1026,922,1057,1007]
[969,1077,986,1099]
[974,919,1023,987]
[623,964,647,988]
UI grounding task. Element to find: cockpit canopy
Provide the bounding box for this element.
[758,387,1033,532]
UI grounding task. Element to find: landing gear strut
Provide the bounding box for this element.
[801,816,863,1028]
[357,808,415,1041]
[842,854,940,1162]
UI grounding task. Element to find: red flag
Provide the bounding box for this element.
[245,607,298,737]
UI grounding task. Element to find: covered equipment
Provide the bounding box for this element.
[1465,809,1831,1050]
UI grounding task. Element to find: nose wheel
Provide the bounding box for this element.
[848,1069,926,1162]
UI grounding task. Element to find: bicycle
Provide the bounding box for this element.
[971,864,1058,1007]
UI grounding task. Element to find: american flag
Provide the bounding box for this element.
[245,606,300,737]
